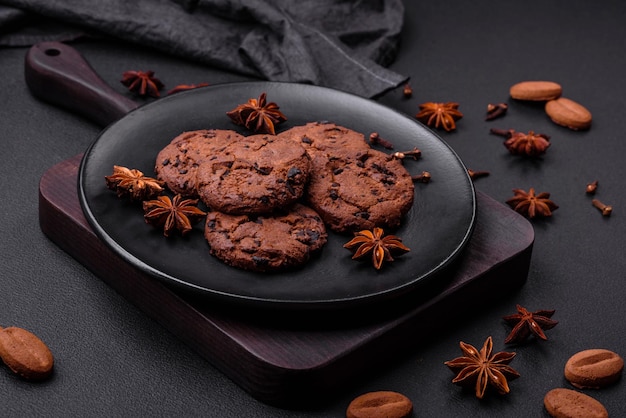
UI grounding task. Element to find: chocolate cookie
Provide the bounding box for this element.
[306,148,414,233]
[204,204,328,272]
[278,122,371,159]
[155,129,243,196]
[196,134,311,214]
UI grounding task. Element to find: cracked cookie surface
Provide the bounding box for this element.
[306,148,414,233]
[155,129,244,197]
[195,134,311,214]
[204,203,327,272]
[278,121,371,160]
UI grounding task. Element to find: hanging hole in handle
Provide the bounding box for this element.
[45,48,61,57]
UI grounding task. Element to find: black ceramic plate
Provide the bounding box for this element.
[78,82,475,310]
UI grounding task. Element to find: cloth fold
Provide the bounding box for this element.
[0,0,408,97]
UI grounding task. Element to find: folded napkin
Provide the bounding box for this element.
[0,0,408,98]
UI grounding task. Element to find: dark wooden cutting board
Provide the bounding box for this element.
[39,154,534,407]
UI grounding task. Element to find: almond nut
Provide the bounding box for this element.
[545,97,592,130]
[564,348,623,389]
[510,81,562,101]
[346,391,413,418]
[0,326,54,380]
[544,388,608,418]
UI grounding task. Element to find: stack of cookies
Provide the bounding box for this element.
[155,122,414,272]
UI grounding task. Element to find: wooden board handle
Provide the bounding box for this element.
[25,41,139,127]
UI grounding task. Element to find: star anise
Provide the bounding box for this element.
[503,304,558,344]
[504,130,550,156]
[415,102,463,132]
[105,165,165,201]
[506,188,558,219]
[167,82,209,95]
[444,336,520,399]
[143,194,207,237]
[343,227,410,270]
[121,70,164,98]
[226,92,287,135]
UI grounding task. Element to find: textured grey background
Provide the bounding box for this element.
[2,1,626,416]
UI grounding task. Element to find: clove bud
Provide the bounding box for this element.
[412,171,431,183]
[467,169,490,180]
[586,180,598,194]
[392,148,422,161]
[591,199,612,216]
[485,103,508,120]
[369,132,394,149]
